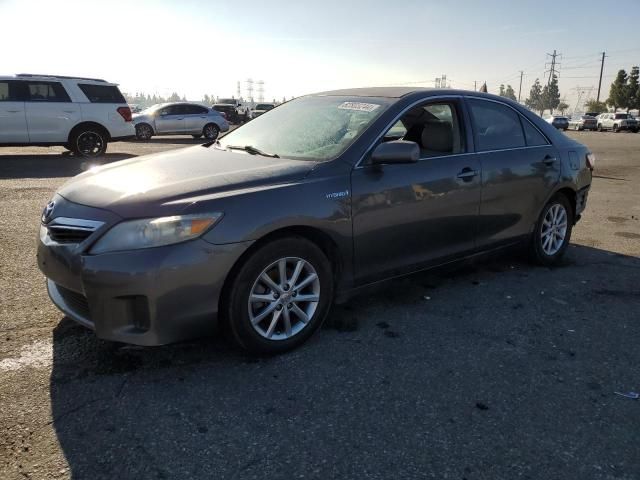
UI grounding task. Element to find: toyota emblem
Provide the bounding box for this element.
[42,201,55,222]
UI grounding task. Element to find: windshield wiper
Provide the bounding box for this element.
[225,145,279,158]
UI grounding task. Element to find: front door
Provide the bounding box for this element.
[155,105,185,134]
[0,80,28,142]
[351,99,481,283]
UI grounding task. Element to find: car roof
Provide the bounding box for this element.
[0,74,117,85]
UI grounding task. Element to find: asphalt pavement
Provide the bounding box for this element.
[0,132,639,479]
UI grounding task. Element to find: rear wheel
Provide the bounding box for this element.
[222,237,333,354]
[530,194,573,266]
[203,123,219,140]
[70,128,108,157]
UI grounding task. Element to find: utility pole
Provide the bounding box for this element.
[597,51,606,103]
[518,71,523,102]
[474,80,477,91]
[546,50,560,85]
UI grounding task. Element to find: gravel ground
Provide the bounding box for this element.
[0,132,639,480]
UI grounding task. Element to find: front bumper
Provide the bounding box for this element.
[38,204,253,345]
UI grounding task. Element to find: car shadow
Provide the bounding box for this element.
[133,137,207,145]
[49,244,640,478]
[0,153,136,179]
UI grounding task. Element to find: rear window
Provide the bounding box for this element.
[78,84,126,103]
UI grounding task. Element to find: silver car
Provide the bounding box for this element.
[133,102,229,140]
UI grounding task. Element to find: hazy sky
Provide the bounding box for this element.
[1,0,639,109]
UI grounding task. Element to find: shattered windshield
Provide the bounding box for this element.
[218,96,391,161]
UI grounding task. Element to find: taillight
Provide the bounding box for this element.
[586,153,596,170]
[117,106,132,122]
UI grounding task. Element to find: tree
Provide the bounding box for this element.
[525,79,544,114]
[168,92,181,102]
[557,102,569,114]
[607,69,629,111]
[503,84,517,101]
[542,74,561,114]
[584,100,607,114]
[627,66,640,112]
[499,84,505,96]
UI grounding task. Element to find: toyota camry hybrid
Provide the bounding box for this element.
[37,88,594,354]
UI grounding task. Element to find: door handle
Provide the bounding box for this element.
[456,168,478,181]
[63,110,76,113]
[542,155,557,166]
[6,110,21,113]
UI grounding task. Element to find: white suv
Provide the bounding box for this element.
[0,74,135,156]
[596,112,639,133]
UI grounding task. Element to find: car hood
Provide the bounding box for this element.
[57,145,315,218]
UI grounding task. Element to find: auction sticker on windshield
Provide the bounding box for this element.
[338,102,381,112]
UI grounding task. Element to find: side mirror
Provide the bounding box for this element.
[370,140,419,165]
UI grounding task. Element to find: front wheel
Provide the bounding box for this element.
[222,237,334,354]
[70,128,108,157]
[613,124,619,133]
[203,123,220,140]
[597,124,603,132]
[530,194,573,266]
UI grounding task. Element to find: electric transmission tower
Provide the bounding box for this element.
[245,78,254,102]
[545,50,562,84]
[257,80,264,102]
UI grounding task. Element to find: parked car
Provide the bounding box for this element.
[0,74,134,156]
[546,115,569,130]
[129,104,143,114]
[568,115,597,131]
[251,103,276,118]
[213,98,250,123]
[596,112,639,132]
[133,102,229,140]
[38,88,593,354]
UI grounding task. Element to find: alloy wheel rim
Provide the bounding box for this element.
[77,131,103,156]
[248,257,320,341]
[204,125,218,139]
[541,203,568,256]
[138,125,151,139]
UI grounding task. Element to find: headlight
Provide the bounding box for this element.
[90,213,223,254]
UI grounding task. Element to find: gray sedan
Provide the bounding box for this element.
[133,102,229,140]
[37,88,593,354]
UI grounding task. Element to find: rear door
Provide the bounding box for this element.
[465,97,560,247]
[155,105,185,134]
[0,80,28,142]
[183,104,209,133]
[24,80,80,142]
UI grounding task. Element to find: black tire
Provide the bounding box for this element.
[203,123,220,140]
[530,194,574,266]
[613,124,619,133]
[135,123,153,141]
[597,124,603,132]
[70,127,108,157]
[222,236,334,354]
[192,134,203,139]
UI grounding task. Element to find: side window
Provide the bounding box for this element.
[0,82,10,101]
[25,82,70,102]
[195,105,209,115]
[467,98,525,151]
[386,121,407,138]
[382,101,464,157]
[77,84,126,103]
[521,118,548,146]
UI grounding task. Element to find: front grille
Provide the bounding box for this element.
[45,217,103,244]
[48,225,94,243]
[56,284,91,320]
